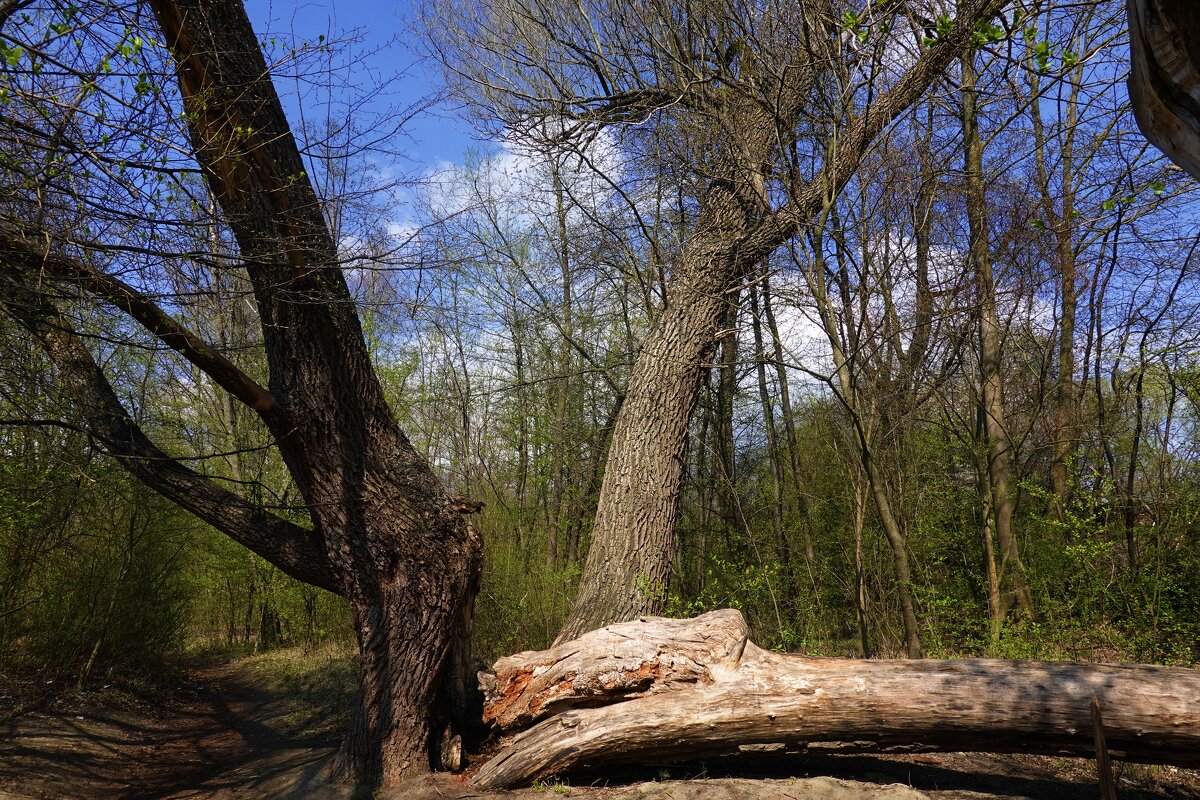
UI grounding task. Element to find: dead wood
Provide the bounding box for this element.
[473,610,1200,789]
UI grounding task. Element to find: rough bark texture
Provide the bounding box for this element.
[475,610,1200,790]
[2,0,483,788]
[559,0,1009,641]
[1128,0,1200,180]
[555,190,748,642]
[151,1,485,785]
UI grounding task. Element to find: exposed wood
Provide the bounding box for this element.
[474,611,1200,790]
[1128,0,1200,180]
[483,610,748,732]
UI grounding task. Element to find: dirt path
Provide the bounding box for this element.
[0,662,340,799]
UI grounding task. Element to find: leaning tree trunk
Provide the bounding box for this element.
[474,610,1200,789]
[555,189,748,643]
[556,0,1009,643]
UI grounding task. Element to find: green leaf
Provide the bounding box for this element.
[3,44,24,67]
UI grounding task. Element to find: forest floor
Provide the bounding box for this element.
[1,650,1199,800]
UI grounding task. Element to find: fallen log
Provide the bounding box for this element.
[473,610,1200,789]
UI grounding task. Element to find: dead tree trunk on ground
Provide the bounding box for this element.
[474,610,1200,789]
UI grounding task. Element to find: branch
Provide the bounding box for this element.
[0,272,340,595]
[147,0,342,296]
[0,232,276,414]
[743,0,1010,263]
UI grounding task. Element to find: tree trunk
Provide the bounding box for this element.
[975,424,1004,645]
[716,300,742,541]
[475,610,1200,789]
[750,279,796,607]
[805,220,922,659]
[1028,36,1081,524]
[860,445,923,658]
[554,182,750,643]
[0,0,486,788]
[148,1,486,784]
[760,271,813,564]
[961,50,1035,622]
[549,160,574,567]
[851,472,872,658]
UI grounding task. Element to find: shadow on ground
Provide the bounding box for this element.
[2,661,1199,800]
[0,661,341,799]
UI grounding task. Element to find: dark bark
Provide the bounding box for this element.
[2,0,483,787]
[152,0,484,783]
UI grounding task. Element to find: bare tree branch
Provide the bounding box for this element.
[0,232,277,414]
[0,269,339,594]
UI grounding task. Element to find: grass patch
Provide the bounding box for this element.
[237,643,358,738]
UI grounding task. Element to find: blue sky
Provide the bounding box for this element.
[244,0,483,172]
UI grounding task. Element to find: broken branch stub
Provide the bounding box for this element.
[480,609,748,731]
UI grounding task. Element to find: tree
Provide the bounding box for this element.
[427,0,1010,641]
[960,45,1036,627]
[0,0,479,787]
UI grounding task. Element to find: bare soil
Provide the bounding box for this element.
[1,659,1199,800]
[0,660,340,799]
